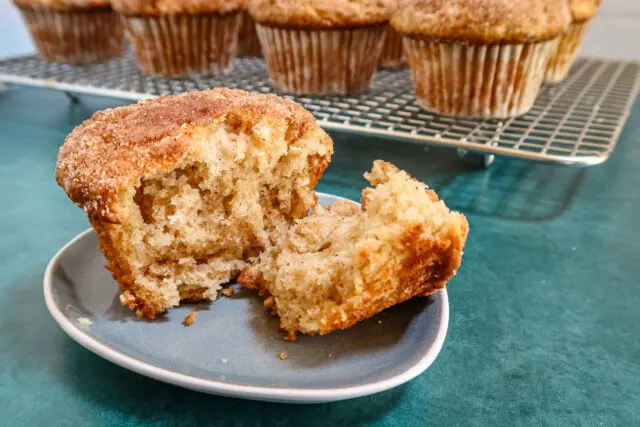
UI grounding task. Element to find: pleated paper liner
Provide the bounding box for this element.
[545,21,590,83]
[18,7,124,65]
[404,38,558,118]
[379,26,406,69]
[121,12,241,77]
[237,11,262,57]
[256,24,386,95]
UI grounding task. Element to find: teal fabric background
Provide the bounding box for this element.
[0,87,638,426]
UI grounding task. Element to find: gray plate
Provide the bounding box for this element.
[44,193,449,403]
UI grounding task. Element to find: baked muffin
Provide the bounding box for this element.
[111,0,246,77]
[239,160,468,340]
[237,10,262,57]
[392,0,571,118]
[56,88,333,319]
[13,0,124,64]
[248,0,396,94]
[545,0,601,83]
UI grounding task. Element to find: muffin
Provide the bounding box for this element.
[239,160,468,340]
[545,0,601,83]
[111,0,246,77]
[13,0,124,64]
[237,10,262,57]
[392,0,571,118]
[56,88,333,319]
[248,0,396,94]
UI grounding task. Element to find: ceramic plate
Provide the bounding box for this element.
[44,193,449,403]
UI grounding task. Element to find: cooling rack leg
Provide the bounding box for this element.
[64,91,80,104]
[483,155,495,168]
[456,148,494,168]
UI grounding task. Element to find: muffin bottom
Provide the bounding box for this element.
[18,6,124,64]
[121,12,241,77]
[256,24,386,95]
[545,21,591,83]
[404,38,558,118]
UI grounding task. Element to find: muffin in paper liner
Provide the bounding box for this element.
[17,6,124,64]
[403,38,558,118]
[237,11,262,57]
[378,26,406,69]
[256,24,386,95]
[121,12,241,77]
[544,21,590,83]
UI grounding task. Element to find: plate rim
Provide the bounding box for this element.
[43,192,450,403]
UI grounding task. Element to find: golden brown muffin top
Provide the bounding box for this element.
[570,0,601,23]
[248,0,396,29]
[110,0,246,15]
[391,0,571,44]
[56,88,328,223]
[13,0,109,11]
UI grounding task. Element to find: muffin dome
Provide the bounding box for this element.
[13,0,109,10]
[110,0,246,15]
[391,0,571,44]
[248,0,396,29]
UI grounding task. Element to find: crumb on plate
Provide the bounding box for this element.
[220,287,235,297]
[77,317,93,326]
[183,309,196,326]
[278,352,289,360]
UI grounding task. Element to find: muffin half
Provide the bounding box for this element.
[239,161,468,340]
[111,0,246,77]
[249,0,396,94]
[13,0,124,64]
[392,0,571,118]
[56,89,333,318]
[545,0,601,83]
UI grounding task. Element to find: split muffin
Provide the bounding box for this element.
[248,0,396,94]
[111,0,246,77]
[56,89,333,318]
[392,0,571,118]
[13,0,125,64]
[545,0,601,83]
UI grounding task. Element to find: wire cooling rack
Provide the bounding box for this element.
[0,51,638,166]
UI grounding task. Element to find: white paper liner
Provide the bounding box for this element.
[256,24,386,94]
[404,38,558,118]
[18,7,124,64]
[545,21,590,83]
[122,12,241,77]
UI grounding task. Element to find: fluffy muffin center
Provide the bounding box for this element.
[113,124,327,309]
